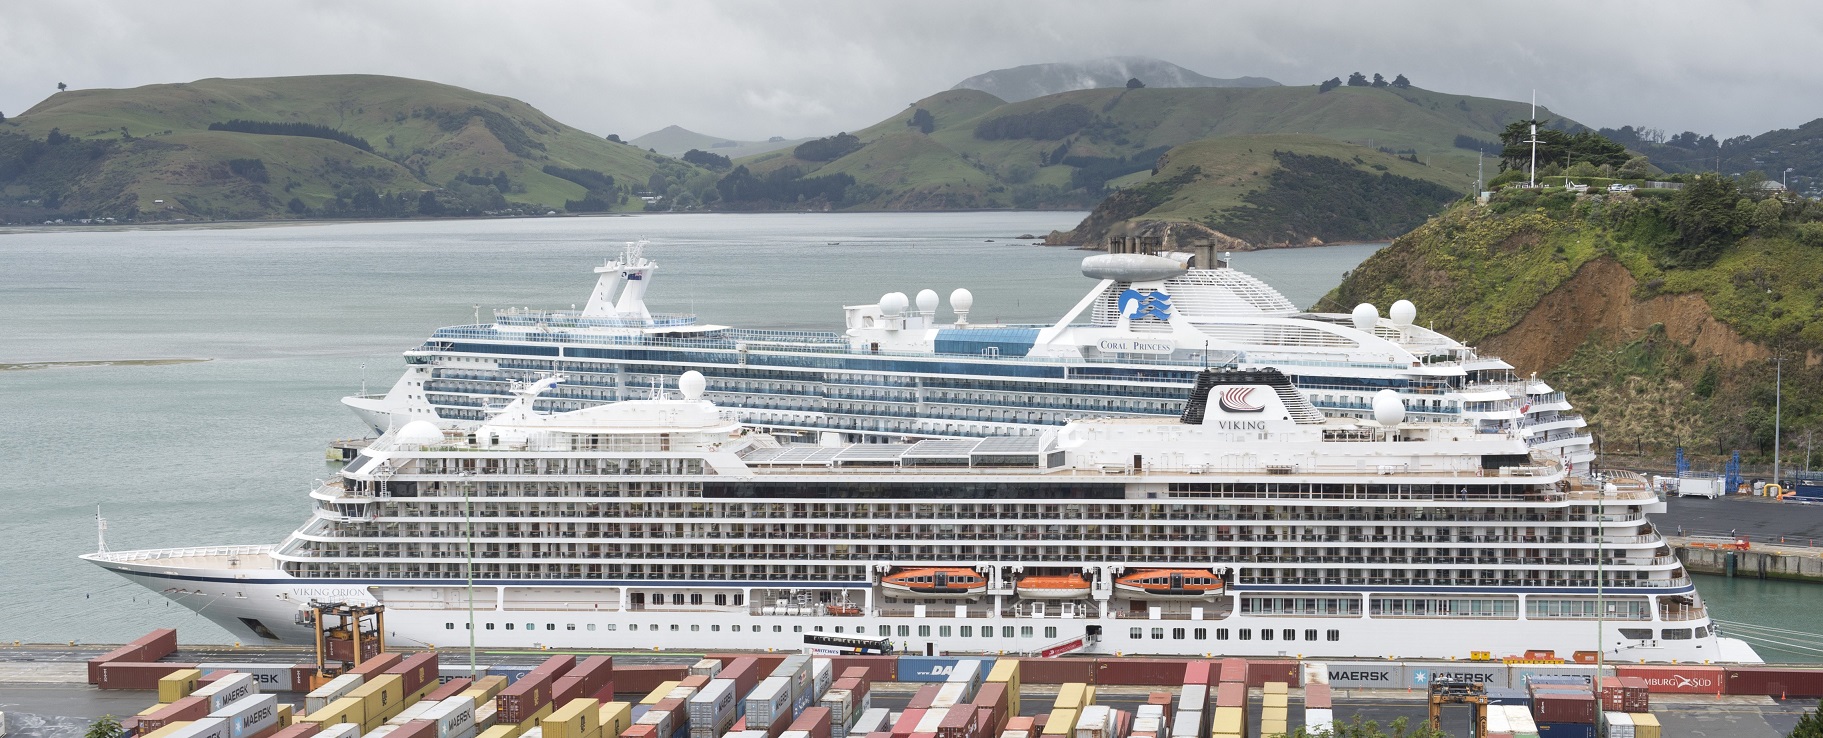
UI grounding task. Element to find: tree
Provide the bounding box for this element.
[46,127,69,145]
[57,82,67,92]
[1125,77,1145,89]
[1318,77,1342,93]
[1666,174,1747,264]
[84,715,123,738]
[682,148,733,171]
[417,191,444,216]
[287,197,308,215]
[908,108,935,134]
[1790,701,1823,738]
[1391,74,1411,88]
[1619,155,1651,179]
[1371,73,1389,88]
[606,133,622,142]
[1347,72,1369,87]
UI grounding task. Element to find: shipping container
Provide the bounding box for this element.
[1216,660,1246,685]
[1262,693,1287,710]
[350,654,406,680]
[1070,707,1109,738]
[1611,665,1718,694]
[143,697,214,732]
[931,684,970,710]
[1300,663,1327,686]
[426,680,474,705]
[1530,693,1596,725]
[89,630,180,684]
[689,660,723,679]
[542,699,601,738]
[141,722,199,738]
[195,674,260,713]
[1629,712,1660,738]
[813,660,834,702]
[933,709,974,738]
[850,710,890,736]
[1486,687,1529,706]
[388,654,442,697]
[1015,660,1091,686]
[831,658,895,683]
[893,658,981,684]
[1303,683,1331,711]
[462,676,508,704]
[1039,710,1074,738]
[300,698,364,727]
[789,707,834,738]
[267,725,321,738]
[324,637,383,665]
[618,666,692,696]
[498,671,557,725]
[1598,677,1650,713]
[892,708,926,738]
[390,720,440,738]
[188,664,294,693]
[160,670,206,703]
[1533,722,1595,738]
[690,679,739,738]
[528,657,576,680]
[747,677,795,729]
[1208,708,1243,738]
[1249,663,1298,689]
[1172,685,1204,717]
[1165,710,1198,738]
[348,675,405,724]
[422,698,478,738]
[1725,666,1823,697]
[211,695,280,738]
[163,717,231,738]
[100,662,204,691]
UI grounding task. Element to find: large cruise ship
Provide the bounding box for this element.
[342,241,1597,473]
[86,369,1727,661]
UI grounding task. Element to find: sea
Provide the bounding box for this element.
[1,211,1815,661]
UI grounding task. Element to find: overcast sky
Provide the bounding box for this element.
[4,1,1820,142]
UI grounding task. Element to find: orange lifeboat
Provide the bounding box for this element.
[881,567,987,598]
[1015,574,1092,599]
[1114,569,1224,598]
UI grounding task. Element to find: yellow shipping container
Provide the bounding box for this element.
[137,704,169,718]
[542,699,602,738]
[1054,684,1086,711]
[302,697,366,727]
[1209,707,1244,736]
[349,674,405,718]
[1259,719,1287,738]
[139,722,194,738]
[1631,713,1662,738]
[1083,686,1096,707]
[640,681,680,706]
[1042,709,1077,737]
[158,669,204,704]
[1262,693,1287,709]
[467,676,510,702]
[1262,682,1287,695]
[278,704,294,727]
[516,704,554,734]
[1210,734,1242,738]
[408,680,437,707]
[986,660,1021,718]
[478,724,522,738]
[597,702,633,738]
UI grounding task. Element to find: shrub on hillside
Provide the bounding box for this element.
[973,104,1093,141]
[793,133,863,162]
[208,120,372,152]
[682,149,733,170]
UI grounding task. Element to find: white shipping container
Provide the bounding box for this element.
[688,680,737,738]
[850,708,890,735]
[1485,708,1510,734]
[745,677,793,728]
[387,703,438,727]
[1168,710,1201,738]
[474,704,497,730]
[819,689,855,732]
[1131,717,1160,735]
[1073,706,1112,738]
[779,732,812,738]
[1135,706,1164,721]
[308,674,366,714]
[316,725,361,738]
[634,708,673,738]
[914,708,949,734]
[197,664,297,693]
[163,719,230,738]
[1304,709,1333,734]
[1605,712,1635,738]
[210,695,279,738]
[1302,662,1329,685]
[932,683,969,709]
[812,659,833,701]
[193,674,259,713]
[665,686,699,703]
[520,729,542,738]
[689,659,723,678]
[421,697,478,738]
[365,727,397,738]
[1174,686,1207,717]
[999,732,1031,738]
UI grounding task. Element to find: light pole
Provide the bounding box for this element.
[1774,356,1783,489]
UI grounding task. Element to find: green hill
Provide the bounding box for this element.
[1324,180,1823,467]
[629,125,806,159]
[722,84,1565,215]
[1046,134,1464,248]
[0,75,702,221]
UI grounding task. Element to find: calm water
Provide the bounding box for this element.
[1,212,1810,661]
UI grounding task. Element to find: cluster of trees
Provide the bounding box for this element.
[1497,120,1632,172]
[907,108,936,134]
[1452,134,1499,153]
[682,148,732,170]
[793,133,863,161]
[1214,152,1459,244]
[973,103,1093,141]
[542,165,615,192]
[413,106,545,157]
[714,165,861,208]
[1319,73,1410,92]
[457,170,513,190]
[1062,145,1171,192]
[208,120,373,152]
[226,158,269,183]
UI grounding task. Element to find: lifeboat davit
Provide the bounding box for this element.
[1015,574,1092,599]
[881,567,987,598]
[1115,569,1224,598]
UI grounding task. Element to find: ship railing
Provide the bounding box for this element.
[94,544,274,562]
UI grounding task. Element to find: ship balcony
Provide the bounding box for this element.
[1238,574,1692,589]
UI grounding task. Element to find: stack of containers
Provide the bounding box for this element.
[1527,678,1596,738]
[1603,712,1635,738]
[1038,709,1072,738]
[774,656,814,718]
[1302,682,1332,737]
[1169,684,1203,738]
[936,707,979,738]
[1071,707,1112,738]
[426,680,474,704]
[419,697,478,738]
[1217,660,1247,688]
[688,660,723,679]
[566,657,617,704]
[498,657,574,732]
[637,696,688,738]
[460,677,508,730]
[969,681,1007,738]
[389,654,444,707]
[161,670,207,703]
[1129,705,1162,738]
[812,660,834,702]
[1486,706,1512,738]
[212,694,280,738]
[194,674,260,713]
[984,661,1020,720]
[690,679,739,738]
[746,677,794,737]
[1259,682,1288,738]
[268,725,323,738]
[998,716,1034,738]
[140,695,213,735]
[88,629,179,685]
[1211,680,1244,738]
[1599,678,1650,713]
[913,708,948,738]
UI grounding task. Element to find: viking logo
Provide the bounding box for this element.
[1218,386,1264,413]
[1118,289,1173,321]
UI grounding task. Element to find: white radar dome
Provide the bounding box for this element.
[949,288,974,314]
[1351,303,1379,333]
[397,420,443,446]
[916,289,939,315]
[678,370,706,401]
[1372,389,1407,426]
[1390,299,1416,327]
[880,292,909,316]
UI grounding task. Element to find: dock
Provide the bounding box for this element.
[1669,537,1823,582]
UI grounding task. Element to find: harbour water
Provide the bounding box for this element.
[2,211,1815,660]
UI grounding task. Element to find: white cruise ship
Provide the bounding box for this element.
[341,241,1596,473]
[87,369,1729,662]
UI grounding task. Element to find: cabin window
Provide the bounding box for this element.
[1151,628,1164,640]
[939,626,951,637]
[672,594,685,605]
[587,624,596,632]
[1173,628,1185,640]
[919,626,931,637]
[486,623,495,630]
[898,626,910,637]
[1045,627,1057,639]
[982,628,994,639]
[1003,626,1015,638]
[1239,629,1251,640]
[773,626,783,633]
[670,624,679,631]
[1216,629,1228,640]
[712,625,721,632]
[505,623,515,630]
[566,624,575,631]
[1305,629,1317,641]
[1130,628,1143,640]
[446,623,454,630]
[1194,628,1207,640]
[793,626,803,633]
[734,594,745,606]
[1021,627,1034,638]
[961,626,973,637]
[1260,629,1273,641]
[715,594,727,606]
[691,594,704,605]
[1283,629,1295,641]
[691,625,700,632]
[880,625,891,637]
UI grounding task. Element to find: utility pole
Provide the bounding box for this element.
[1528,91,1540,188]
[1774,355,1783,488]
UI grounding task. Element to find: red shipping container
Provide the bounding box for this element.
[720,659,762,699]
[1095,659,1190,687]
[197,670,233,685]
[679,674,710,690]
[290,666,318,692]
[1615,665,1722,694]
[590,681,617,702]
[1182,661,1212,687]
[1005,717,1035,733]
[349,652,404,679]
[121,718,139,736]
[973,682,1007,712]
[571,656,615,694]
[140,696,210,731]
[831,656,895,683]
[834,677,871,705]
[389,722,438,738]
[1217,658,1247,685]
[935,707,976,738]
[530,655,576,679]
[893,708,927,738]
[425,677,474,703]
[649,698,687,733]
[269,725,322,738]
[1015,659,1096,685]
[497,669,555,724]
[706,653,787,678]
[1215,682,1246,709]
[614,664,689,695]
[790,707,834,738]
[1244,660,1299,688]
[1304,683,1332,710]
[326,638,383,664]
[1598,677,1649,712]
[1145,692,1173,725]
[389,652,441,695]
[908,684,941,710]
[622,725,658,738]
[88,629,179,684]
[97,662,201,691]
[977,708,996,738]
[1531,692,1597,724]
[553,675,585,706]
[1725,667,1823,697]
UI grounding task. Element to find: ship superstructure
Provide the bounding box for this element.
[343,243,1595,472]
[88,370,1723,662]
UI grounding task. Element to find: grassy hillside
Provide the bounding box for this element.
[630,125,806,159]
[1324,181,1823,465]
[951,56,1278,103]
[0,75,701,221]
[723,84,1559,214]
[1048,134,1464,247]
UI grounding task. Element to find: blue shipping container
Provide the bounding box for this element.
[1485,687,1531,705]
[489,666,534,684]
[1535,723,1596,738]
[896,657,997,682]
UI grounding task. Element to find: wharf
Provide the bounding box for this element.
[1670,537,1823,582]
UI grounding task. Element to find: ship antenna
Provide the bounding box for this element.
[96,505,109,554]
